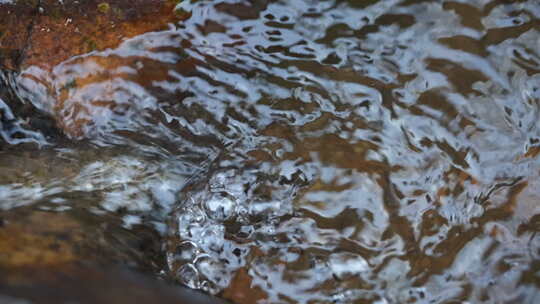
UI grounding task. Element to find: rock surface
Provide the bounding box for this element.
[0,0,185,71]
[0,0,197,140]
[0,206,228,303]
[0,1,35,70]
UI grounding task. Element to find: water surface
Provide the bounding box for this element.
[1,0,540,303]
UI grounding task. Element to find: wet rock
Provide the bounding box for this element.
[44,50,198,139]
[0,0,186,71]
[0,0,193,139]
[0,207,229,303]
[0,264,228,304]
[0,207,161,270]
[0,1,36,70]
[24,0,185,70]
[221,268,268,304]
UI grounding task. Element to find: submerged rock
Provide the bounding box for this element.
[0,0,191,139]
[0,206,229,303]
[0,207,161,269]
[0,264,228,304]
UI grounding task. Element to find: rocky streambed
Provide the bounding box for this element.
[1,0,540,303]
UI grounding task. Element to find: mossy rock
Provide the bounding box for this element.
[0,0,187,71]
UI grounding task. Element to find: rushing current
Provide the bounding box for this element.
[1,0,540,303]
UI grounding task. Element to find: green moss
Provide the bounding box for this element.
[82,37,97,52]
[18,0,39,8]
[112,7,124,19]
[49,8,62,20]
[174,8,191,18]
[97,2,110,14]
[87,40,97,52]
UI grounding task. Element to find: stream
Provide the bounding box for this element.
[1,0,540,303]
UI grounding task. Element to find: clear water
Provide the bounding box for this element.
[2,0,540,303]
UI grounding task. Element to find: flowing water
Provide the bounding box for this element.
[1,0,540,303]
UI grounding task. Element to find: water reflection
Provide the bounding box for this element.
[1,0,540,303]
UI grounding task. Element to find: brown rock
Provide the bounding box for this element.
[0,0,194,139]
[0,211,80,267]
[0,0,192,70]
[0,0,188,71]
[0,207,229,303]
[48,53,198,138]
[0,264,229,304]
[0,1,38,70]
[0,208,162,269]
[23,0,186,70]
[221,267,268,304]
